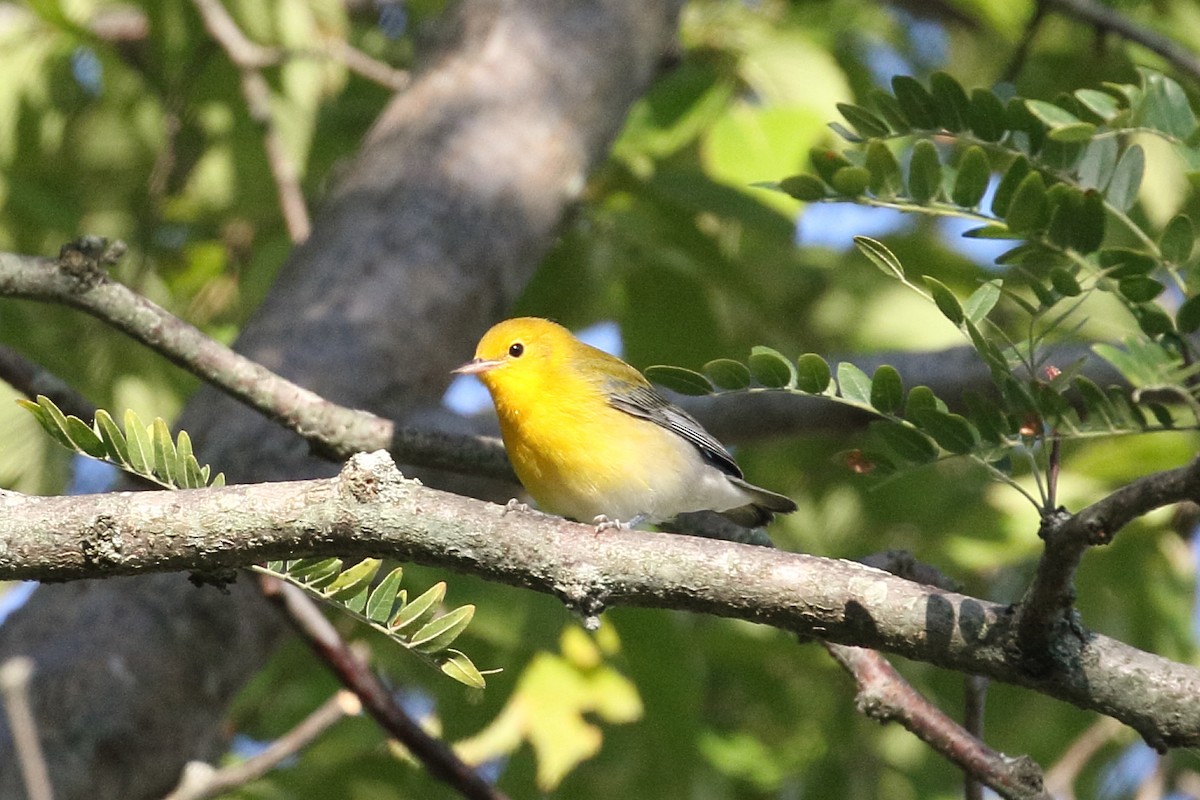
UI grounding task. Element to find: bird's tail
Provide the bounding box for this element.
[719,477,797,528]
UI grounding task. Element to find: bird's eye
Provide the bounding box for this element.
[508,342,524,358]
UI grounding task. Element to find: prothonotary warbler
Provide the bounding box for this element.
[454,317,796,529]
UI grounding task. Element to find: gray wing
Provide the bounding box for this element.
[605,382,743,479]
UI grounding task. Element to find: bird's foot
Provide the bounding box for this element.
[591,513,647,533]
[502,498,531,515]
[592,514,628,533]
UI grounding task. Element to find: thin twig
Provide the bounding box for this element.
[258,575,508,800]
[1043,717,1123,800]
[163,691,359,800]
[1016,455,1200,666]
[826,645,1048,800]
[1043,0,1200,86]
[963,674,990,800]
[0,657,54,800]
[323,39,410,91]
[191,0,311,242]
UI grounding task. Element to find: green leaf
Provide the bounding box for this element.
[390,581,447,631]
[962,224,1019,240]
[1072,190,1107,253]
[796,354,833,394]
[1136,69,1197,138]
[929,71,969,131]
[93,409,130,467]
[65,415,105,458]
[952,146,990,208]
[300,559,345,590]
[410,605,475,653]
[865,141,903,198]
[1132,303,1174,337]
[892,75,938,129]
[924,276,964,325]
[968,88,1007,142]
[34,395,74,449]
[1004,172,1049,234]
[174,430,197,488]
[324,558,382,600]
[1117,276,1164,303]
[869,420,938,464]
[748,346,796,388]
[440,649,486,689]
[909,408,978,454]
[644,366,713,396]
[868,89,911,133]
[905,385,941,417]
[366,566,405,623]
[836,362,873,406]
[1177,294,1200,333]
[1025,100,1097,141]
[809,148,855,185]
[991,156,1031,218]
[827,121,863,143]
[1072,376,1116,427]
[963,280,1001,324]
[1074,88,1121,122]
[869,365,903,414]
[1049,269,1082,297]
[854,236,905,280]
[1077,136,1118,190]
[703,359,751,391]
[288,557,344,580]
[778,174,827,202]
[1106,145,1144,211]
[124,409,153,475]
[152,418,177,487]
[1099,247,1157,277]
[963,391,1010,444]
[1160,214,1194,264]
[907,139,942,203]
[832,166,870,196]
[836,103,890,138]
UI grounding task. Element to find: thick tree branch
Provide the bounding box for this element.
[1016,456,1200,668]
[1,452,1197,751]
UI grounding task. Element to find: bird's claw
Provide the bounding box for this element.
[592,514,629,533]
[503,498,530,516]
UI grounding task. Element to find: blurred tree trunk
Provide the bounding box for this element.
[0,1,680,797]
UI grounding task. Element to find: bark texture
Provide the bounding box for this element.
[0,1,681,796]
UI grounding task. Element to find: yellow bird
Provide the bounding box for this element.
[454,317,796,529]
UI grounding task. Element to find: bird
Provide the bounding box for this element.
[454,317,796,530]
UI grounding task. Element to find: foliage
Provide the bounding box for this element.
[17,394,488,688]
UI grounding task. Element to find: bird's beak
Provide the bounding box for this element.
[452,358,504,375]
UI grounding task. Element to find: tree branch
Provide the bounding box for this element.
[1043,0,1200,86]
[0,240,514,483]
[827,646,1047,800]
[1016,456,1200,669]
[163,690,358,800]
[191,0,311,242]
[258,576,507,800]
[1,451,1197,751]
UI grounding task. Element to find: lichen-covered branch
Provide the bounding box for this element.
[1,452,1197,750]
